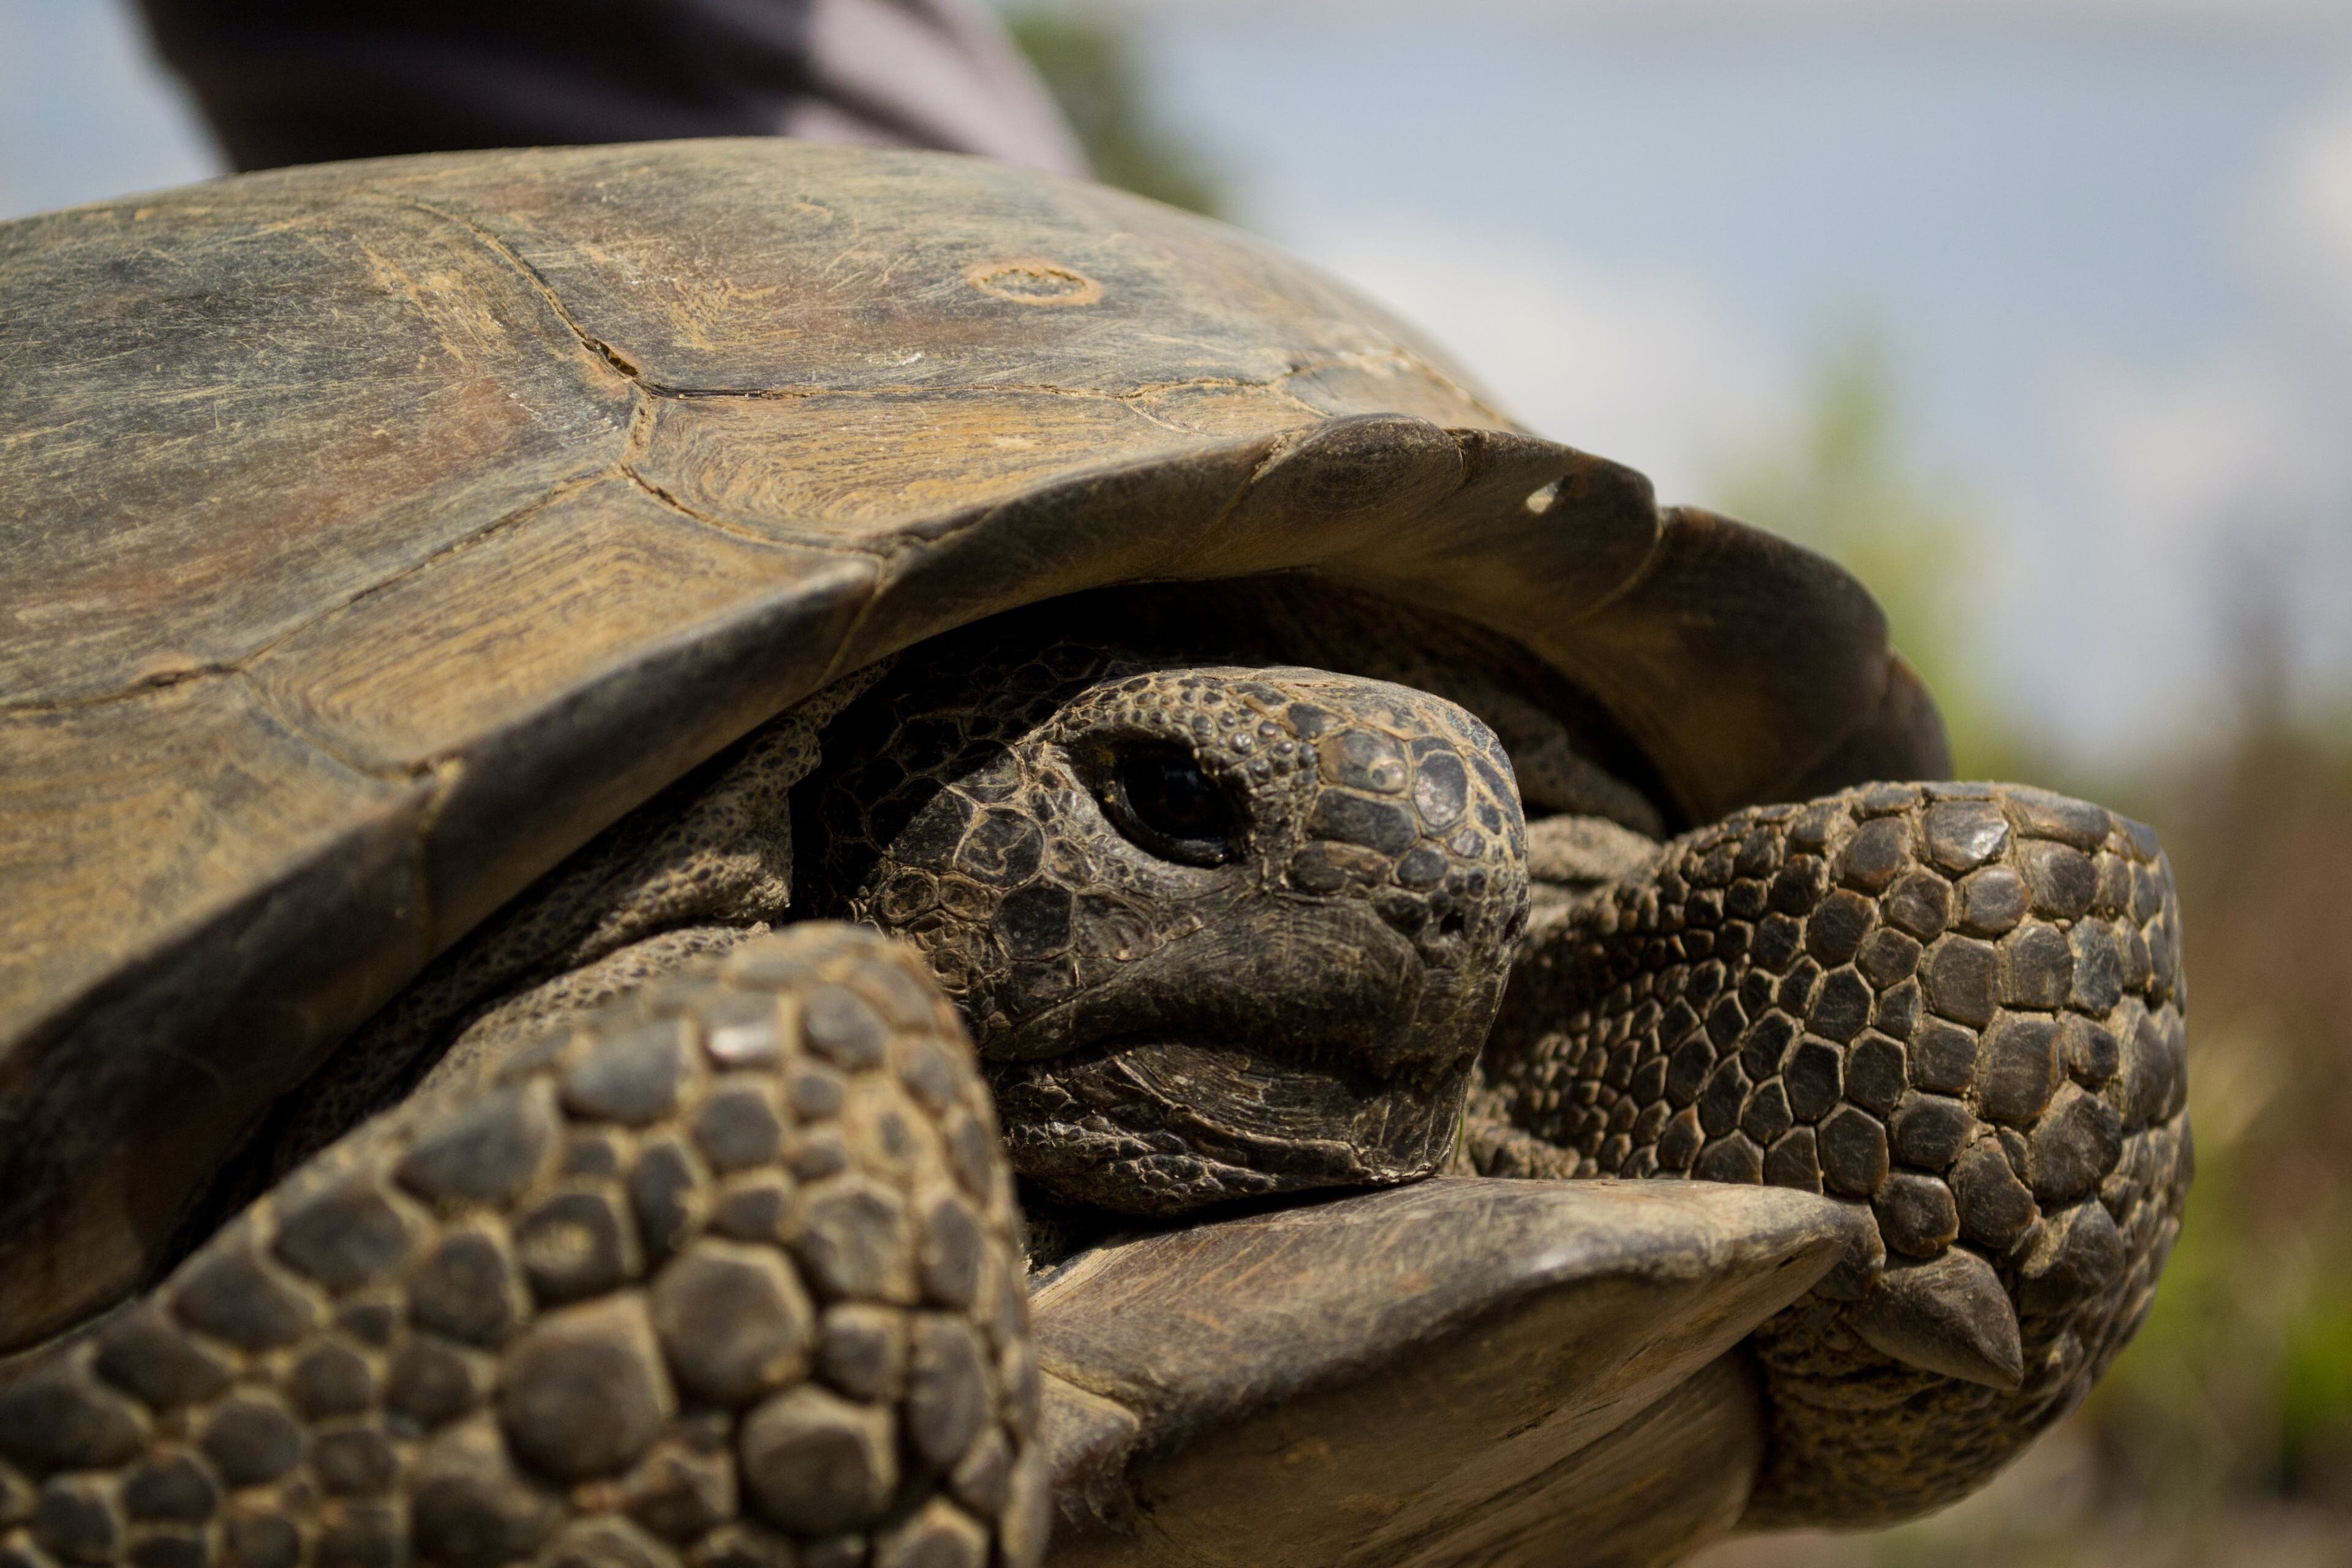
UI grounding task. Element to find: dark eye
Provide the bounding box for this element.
[1105,745,1237,867]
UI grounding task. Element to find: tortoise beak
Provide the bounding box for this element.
[1028,1177,1863,1565]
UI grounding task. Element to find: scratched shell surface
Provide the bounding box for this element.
[0,138,1945,1347]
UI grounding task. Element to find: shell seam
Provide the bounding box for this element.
[1,470,613,717]
[381,193,647,390]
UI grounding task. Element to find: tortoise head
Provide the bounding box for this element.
[800,627,1529,1216]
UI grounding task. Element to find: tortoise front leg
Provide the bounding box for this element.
[0,927,1046,1568]
[1471,782,2191,1527]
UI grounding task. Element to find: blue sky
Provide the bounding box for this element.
[1134,1,2352,758]
[5,0,2349,759]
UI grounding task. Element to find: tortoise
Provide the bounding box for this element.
[0,140,2189,1567]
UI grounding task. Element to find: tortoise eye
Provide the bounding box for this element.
[1105,745,1237,867]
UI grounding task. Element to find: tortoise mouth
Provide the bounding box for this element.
[985,1031,1468,1218]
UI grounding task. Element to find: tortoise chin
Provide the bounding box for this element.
[988,1035,1469,1215]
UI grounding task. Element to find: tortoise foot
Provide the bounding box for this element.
[0,926,1046,1568]
[1477,780,2192,1526]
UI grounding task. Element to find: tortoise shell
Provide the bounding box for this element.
[0,138,1944,1349]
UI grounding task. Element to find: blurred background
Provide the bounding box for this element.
[6,0,2351,1561]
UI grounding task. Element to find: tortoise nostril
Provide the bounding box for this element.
[1438,911,1468,941]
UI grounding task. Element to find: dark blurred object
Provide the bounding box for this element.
[1006,3,1223,215]
[134,0,1088,176]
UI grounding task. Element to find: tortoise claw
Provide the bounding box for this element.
[1849,1248,2024,1390]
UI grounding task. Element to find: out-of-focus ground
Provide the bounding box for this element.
[7,1,2351,1561]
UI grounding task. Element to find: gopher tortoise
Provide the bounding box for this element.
[0,141,2189,1568]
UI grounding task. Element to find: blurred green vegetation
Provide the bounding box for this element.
[1005,2,1226,216]
[1709,326,2024,780]
[1700,336,2352,1568]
